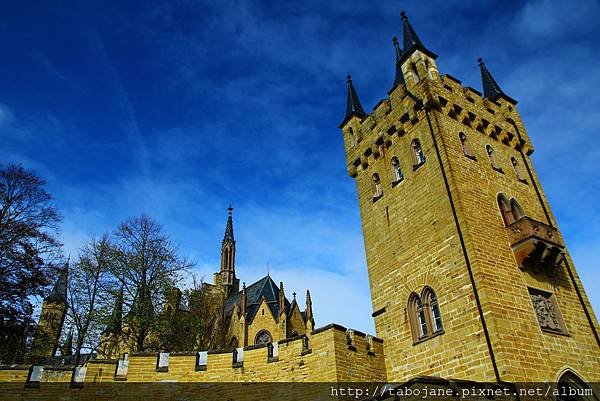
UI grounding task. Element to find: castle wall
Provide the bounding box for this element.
[0,324,385,397]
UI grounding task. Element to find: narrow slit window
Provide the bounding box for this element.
[459,132,475,159]
[511,157,527,183]
[372,173,383,201]
[391,156,404,184]
[486,145,503,172]
[412,139,426,169]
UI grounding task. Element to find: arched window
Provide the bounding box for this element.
[498,194,514,226]
[510,199,525,221]
[229,336,239,350]
[511,157,527,183]
[347,127,356,147]
[254,330,272,345]
[408,288,444,344]
[423,287,443,333]
[486,145,502,172]
[459,132,475,159]
[411,63,420,83]
[372,173,383,201]
[556,371,594,401]
[391,156,404,184]
[411,139,426,168]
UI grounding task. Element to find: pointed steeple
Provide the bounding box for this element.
[223,205,234,244]
[478,58,517,104]
[399,11,437,64]
[390,36,406,92]
[278,281,285,317]
[104,287,123,334]
[305,289,314,330]
[339,75,367,128]
[45,264,68,304]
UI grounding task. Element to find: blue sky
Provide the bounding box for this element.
[1,0,599,335]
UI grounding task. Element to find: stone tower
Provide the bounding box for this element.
[28,266,69,363]
[339,12,599,383]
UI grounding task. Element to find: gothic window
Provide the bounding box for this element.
[391,156,404,184]
[459,132,475,159]
[255,330,272,345]
[411,139,426,169]
[486,145,503,172]
[528,288,567,335]
[510,199,525,221]
[372,173,383,201]
[511,157,527,183]
[408,288,444,344]
[347,127,356,147]
[498,194,514,226]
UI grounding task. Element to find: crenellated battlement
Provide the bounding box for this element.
[0,324,385,388]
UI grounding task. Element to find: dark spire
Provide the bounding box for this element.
[62,328,73,356]
[390,36,406,92]
[45,264,68,304]
[104,287,123,334]
[478,58,517,104]
[339,75,367,128]
[223,205,234,244]
[399,11,437,64]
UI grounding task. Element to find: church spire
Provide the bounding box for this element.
[399,11,437,64]
[104,287,123,334]
[339,75,367,128]
[220,206,238,295]
[305,289,314,331]
[478,58,517,104]
[390,36,406,92]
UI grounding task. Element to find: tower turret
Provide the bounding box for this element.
[398,11,439,87]
[339,75,367,128]
[28,265,69,363]
[390,36,406,93]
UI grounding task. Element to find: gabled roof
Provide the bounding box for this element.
[224,275,291,324]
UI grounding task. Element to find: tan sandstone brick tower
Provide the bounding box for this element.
[339,11,600,384]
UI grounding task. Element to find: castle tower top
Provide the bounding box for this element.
[478,57,517,104]
[399,11,437,64]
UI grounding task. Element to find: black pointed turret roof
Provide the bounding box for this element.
[478,58,517,105]
[399,11,437,64]
[339,75,367,128]
[390,36,406,93]
[223,205,235,244]
[45,265,68,304]
[103,287,123,334]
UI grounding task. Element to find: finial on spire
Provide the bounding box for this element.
[478,57,517,104]
[398,11,437,65]
[390,36,406,92]
[339,74,367,128]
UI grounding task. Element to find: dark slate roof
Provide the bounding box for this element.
[390,36,406,92]
[339,75,367,128]
[224,275,291,324]
[45,266,68,304]
[223,206,234,243]
[478,58,517,105]
[399,11,437,65]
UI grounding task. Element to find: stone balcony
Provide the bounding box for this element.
[506,217,564,273]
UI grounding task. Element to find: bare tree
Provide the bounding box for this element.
[109,215,192,352]
[64,235,115,365]
[0,164,63,363]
